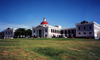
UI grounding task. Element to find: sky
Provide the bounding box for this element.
[0,0,100,31]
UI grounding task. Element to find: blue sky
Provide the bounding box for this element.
[0,0,100,31]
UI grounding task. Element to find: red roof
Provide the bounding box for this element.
[41,21,49,25]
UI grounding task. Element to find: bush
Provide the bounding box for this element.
[72,37,74,38]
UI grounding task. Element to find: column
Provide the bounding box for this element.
[41,29,43,37]
[44,29,45,37]
[43,29,44,37]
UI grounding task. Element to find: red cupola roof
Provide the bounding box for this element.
[41,17,49,25]
[41,21,49,25]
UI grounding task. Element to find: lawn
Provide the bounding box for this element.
[0,38,100,60]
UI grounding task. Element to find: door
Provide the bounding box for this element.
[39,30,41,37]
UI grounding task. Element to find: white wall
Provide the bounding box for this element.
[4,29,15,39]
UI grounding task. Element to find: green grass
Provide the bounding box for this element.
[0,38,100,60]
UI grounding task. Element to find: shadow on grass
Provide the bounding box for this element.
[33,47,67,60]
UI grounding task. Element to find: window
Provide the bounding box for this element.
[78,32,81,34]
[58,30,60,33]
[68,30,70,34]
[78,27,80,30]
[89,26,91,29]
[57,30,59,33]
[34,35,35,37]
[6,32,7,34]
[65,30,67,34]
[89,32,92,34]
[84,32,86,34]
[34,30,35,33]
[11,31,12,34]
[57,30,58,33]
[8,32,10,34]
[84,26,86,30]
[72,30,74,33]
[45,34,47,37]
[75,30,76,33]
[60,30,63,34]
[45,29,47,32]
[55,30,56,33]
[51,29,52,32]
[53,29,54,33]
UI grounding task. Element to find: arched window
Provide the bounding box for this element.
[56,30,58,33]
[89,32,92,34]
[11,31,12,34]
[84,32,86,34]
[55,30,56,33]
[45,29,47,32]
[65,30,67,34]
[53,29,54,33]
[78,27,80,30]
[60,30,63,34]
[34,35,35,37]
[78,32,81,34]
[84,26,86,30]
[51,29,52,32]
[72,30,74,33]
[45,34,47,37]
[68,30,70,34]
[89,26,91,29]
[33,30,35,33]
[6,32,7,34]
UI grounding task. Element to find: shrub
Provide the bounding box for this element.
[72,37,74,38]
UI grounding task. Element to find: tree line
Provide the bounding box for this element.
[14,28,32,38]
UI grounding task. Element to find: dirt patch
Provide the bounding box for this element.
[68,48,81,51]
[0,51,9,55]
[0,51,18,56]
[20,51,25,53]
[10,52,18,56]
[23,54,28,56]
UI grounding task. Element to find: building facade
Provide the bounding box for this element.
[76,21,100,38]
[32,18,100,38]
[32,18,61,38]
[0,31,4,39]
[0,18,100,39]
[3,28,16,39]
[60,28,76,37]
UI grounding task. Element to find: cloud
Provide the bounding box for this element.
[0,22,32,31]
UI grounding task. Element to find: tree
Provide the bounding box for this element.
[14,28,26,38]
[14,28,32,38]
[26,29,32,37]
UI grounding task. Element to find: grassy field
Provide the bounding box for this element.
[0,38,100,60]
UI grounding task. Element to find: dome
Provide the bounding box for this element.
[41,21,49,25]
[40,17,49,25]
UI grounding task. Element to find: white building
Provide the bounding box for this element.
[4,28,16,39]
[32,18,100,38]
[32,18,76,38]
[61,28,76,37]
[76,21,100,38]
[0,18,100,39]
[32,18,61,38]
